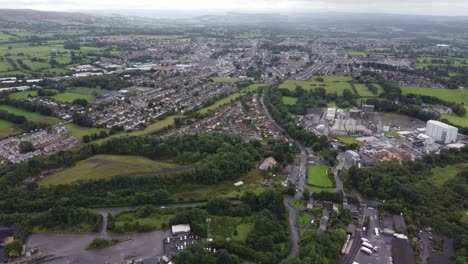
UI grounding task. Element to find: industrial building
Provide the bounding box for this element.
[425,120,458,144]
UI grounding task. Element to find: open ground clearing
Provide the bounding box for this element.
[0,119,18,139]
[64,124,109,140]
[8,89,60,100]
[430,163,468,187]
[40,155,180,186]
[354,83,383,97]
[211,77,240,83]
[307,165,333,188]
[0,104,60,124]
[282,96,298,105]
[336,136,360,145]
[298,213,312,228]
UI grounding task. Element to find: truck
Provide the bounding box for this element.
[361,247,373,255]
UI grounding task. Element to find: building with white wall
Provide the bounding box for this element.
[425,120,458,144]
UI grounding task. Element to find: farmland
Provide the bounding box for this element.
[306,165,333,188]
[8,89,60,100]
[0,104,60,124]
[280,76,353,95]
[40,154,179,186]
[282,96,298,105]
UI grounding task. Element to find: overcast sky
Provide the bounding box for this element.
[3,0,468,16]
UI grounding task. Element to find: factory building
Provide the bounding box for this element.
[425,120,458,144]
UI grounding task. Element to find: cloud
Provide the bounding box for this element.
[2,0,468,16]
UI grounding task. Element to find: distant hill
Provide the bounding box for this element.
[0,9,94,22]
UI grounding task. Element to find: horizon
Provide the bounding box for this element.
[1,0,468,17]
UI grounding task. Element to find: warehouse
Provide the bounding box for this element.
[425,120,458,144]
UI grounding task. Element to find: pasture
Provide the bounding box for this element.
[307,165,333,188]
[282,96,298,105]
[52,92,96,103]
[40,154,179,186]
[280,76,353,95]
[0,105,60,124]
[348,50,366,57]
[400,86,468,105]
[0,119,16,139]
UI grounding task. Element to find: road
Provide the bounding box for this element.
[261,91,307,258]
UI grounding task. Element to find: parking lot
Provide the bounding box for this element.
[353,207,393,264]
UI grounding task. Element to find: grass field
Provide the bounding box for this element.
[282,96,298,105]
[290,199,307,211]
[336,136,360,145]
[348,50,367,57]
[171,169,266,202]
[298,213,312,228]
[0,105,60,124]
[111,208,178,234]
[40,154,178,186]
[198,93,243,114]
[0,120,18,139]
[401,86,468,105]
[430,163,468,187]
[280,76,353,95]
[211,77,240,83]
[8,89,60,100]
[52,92,96,103]
[232,223,254,242]
[441,114,468,127]
[307,165,333,188]
[64,124,109,140]
[354,83,383,97]
[0,119,13,129]
[129,115,183,137]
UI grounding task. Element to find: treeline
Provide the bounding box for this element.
[38,75,131,91]
[1,99,54,116]
[0,110,27,124]
[342,147,468,261]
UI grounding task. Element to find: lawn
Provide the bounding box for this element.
[52,92,95,103]
[354,83,383,97]
[0,119,13,129]
[40,154,179,186]
[307,165,333,188]
[348,50,367,57]
[298,213,312,228]
[211,77,240,83]
[280,76,353,95]
[336,136,359,145]
[0,105,60,124]
[232,223,254,242]
[282,96,298,105]
[290,199,307,211]
[430,163,468,187]
[64,124,109,140]
[8,89,59,100]
[441,113,468,127]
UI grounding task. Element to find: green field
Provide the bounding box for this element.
[290,199,307,211]
[401,86,468,105]
[211,77,240,83]
[111,209,177,233]
[280,76,353,95]
[282,96,298,105]
[8,89,60,100]
[354,83,383,97]
[0,105,60,124]
[129,115,183,137]
[40,154,178,186]
[0,119,13,129]
[348,50,366,57]
[307,165,333,188]
[52,92,96,103]
[298,213,312,228]
[0,120,18,139]
[336,136,359,145]
[171,169,266,202]
[430,163,468,187]
[232,223,254,242]
[64,124,109,140]
[198,93,243,114]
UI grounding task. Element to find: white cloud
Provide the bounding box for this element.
[2,0,468,16]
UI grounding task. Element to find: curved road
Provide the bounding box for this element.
[261,92,307,258]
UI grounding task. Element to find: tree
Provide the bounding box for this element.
[72,98,89,107]
[4,240,22,258]
[19,141,35,153]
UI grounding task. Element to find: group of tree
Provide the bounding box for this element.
[0,109,27,124]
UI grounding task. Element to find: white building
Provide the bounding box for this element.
[425,120,458,144]
[171,224,191,235]
[326,107,336,121]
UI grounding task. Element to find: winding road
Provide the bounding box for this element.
[261,91,307,258]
